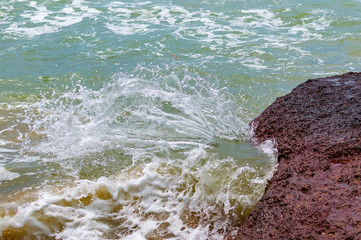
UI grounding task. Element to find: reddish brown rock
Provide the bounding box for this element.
[236,72,361,239]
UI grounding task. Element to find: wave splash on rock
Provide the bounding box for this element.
[235,72,361,239]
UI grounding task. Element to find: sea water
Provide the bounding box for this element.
[0,0,360,239]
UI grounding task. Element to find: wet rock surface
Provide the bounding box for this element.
[236,72,361,239]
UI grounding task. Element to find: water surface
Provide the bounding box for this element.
[0,0,360,239]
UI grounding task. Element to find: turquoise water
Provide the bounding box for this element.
[0,0,360,239]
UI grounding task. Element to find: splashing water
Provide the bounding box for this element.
[23,69,248,161]
[2,0,360,238]
[0,68,277,239]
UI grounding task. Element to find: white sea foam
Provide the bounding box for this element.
[0,67,278,239]
[106,22,149,35]
[0,146,276,239]
[1,0,340,74]
[3,0,351,238]
[0,165,20,181]
[257,139,278,158]
[240,9,283,28]
[3,0,100,38]
[22,69,248,162]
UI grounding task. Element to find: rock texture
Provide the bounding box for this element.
[236,72,361,239]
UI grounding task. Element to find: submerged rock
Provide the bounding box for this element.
[235,72,361,239]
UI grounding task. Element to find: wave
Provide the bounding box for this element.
[0,67,277,239]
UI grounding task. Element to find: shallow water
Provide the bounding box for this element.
[0,0,360,239]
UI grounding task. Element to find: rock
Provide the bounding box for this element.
[235,72,361,239]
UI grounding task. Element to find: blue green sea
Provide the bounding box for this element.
[0,0,360,239]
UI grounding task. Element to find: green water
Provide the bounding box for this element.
[0,0,360,239]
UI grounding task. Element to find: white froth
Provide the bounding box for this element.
[257,139,278,158]
[0,66,278,238]
[106,22,149,35]
[5,23,59,38]
[230,9,283,29]
[3,0,100,38]
[0,165,20,181]
[23,71,247,161]
[0,146,276,239]
[3,0,350,238]
[1,0,340,74]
